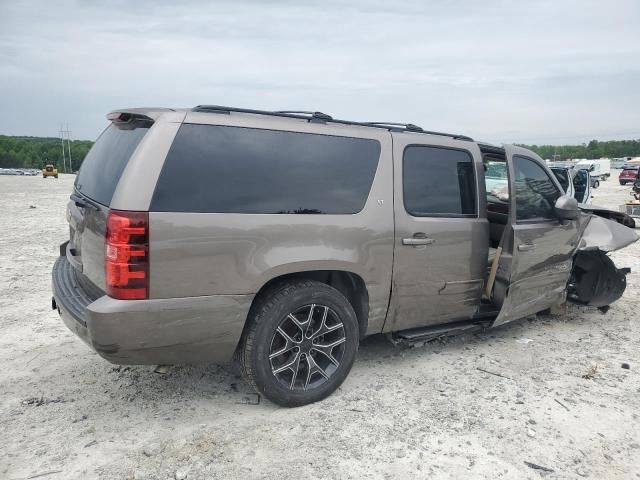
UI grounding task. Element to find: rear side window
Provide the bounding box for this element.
[513,155,561,221]
[403,146,476,217]
[75,124,149,206]
[151,124,381,214]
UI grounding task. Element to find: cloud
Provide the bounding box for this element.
[1,0,639,144]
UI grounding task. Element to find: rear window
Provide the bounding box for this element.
[75,123,149,206]
[151,124,381,214]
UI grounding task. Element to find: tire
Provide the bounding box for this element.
[593,180,600,189]
[620,181,626,185]
[239,280,359,407]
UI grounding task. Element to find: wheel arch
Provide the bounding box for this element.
[244,270,370,341]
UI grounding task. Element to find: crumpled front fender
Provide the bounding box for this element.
[579,216,639,252]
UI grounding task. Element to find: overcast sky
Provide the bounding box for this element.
[1,0,639,144]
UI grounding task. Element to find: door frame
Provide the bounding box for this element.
[384,133,489,332]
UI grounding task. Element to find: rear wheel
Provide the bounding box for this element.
[239,280,359,407]
[620,181,626,185]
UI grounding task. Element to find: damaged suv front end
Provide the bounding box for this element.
[568,212,638,308]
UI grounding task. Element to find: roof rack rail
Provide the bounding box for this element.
[191,104,473,141]
[274,110,333,122]
[364,122,424,132]
[192,105,333,123]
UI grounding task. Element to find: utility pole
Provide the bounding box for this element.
[59,127,67,173]
[66,125,73,172]
[60,126,73,173]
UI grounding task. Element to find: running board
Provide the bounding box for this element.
[391,319,493,347]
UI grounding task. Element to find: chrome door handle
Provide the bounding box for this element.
[402,237,435,246]
[518,243,536,252]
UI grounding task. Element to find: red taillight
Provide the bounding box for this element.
[105,210,149,300]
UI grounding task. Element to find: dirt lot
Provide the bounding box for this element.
[1,174,639,480]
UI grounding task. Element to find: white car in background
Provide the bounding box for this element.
[548,163,593,205]
[575,158,611,181]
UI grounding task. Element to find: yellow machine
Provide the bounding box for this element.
[42,164,58,178]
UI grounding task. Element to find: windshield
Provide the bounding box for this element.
[74,123,149,206]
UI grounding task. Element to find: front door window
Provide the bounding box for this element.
[513,156,561,221]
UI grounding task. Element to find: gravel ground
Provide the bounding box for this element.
[1,174,639,480]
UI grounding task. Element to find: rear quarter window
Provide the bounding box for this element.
[151,124,381,214]
[75,124,149,206]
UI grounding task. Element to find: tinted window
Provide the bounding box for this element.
[403,146,476,216]
[151,124,380,214]
[514,156,561,221]
[75,124,149,206]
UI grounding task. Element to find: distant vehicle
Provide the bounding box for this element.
[0,168,24,175]
[547,161,576,170]
[550,165,592,204]
[574,159,611,181]
[619,165,640,185]
[42,164,58,178]
[612,158,630,169]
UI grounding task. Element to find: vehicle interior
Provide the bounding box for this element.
[480,145,509,251]
[478,145,511,309]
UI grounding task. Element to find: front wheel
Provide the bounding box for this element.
[620,181,627,185]
[593,180,600,188]
[238,280,359,407]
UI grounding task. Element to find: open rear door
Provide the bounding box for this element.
[492,146,587,327]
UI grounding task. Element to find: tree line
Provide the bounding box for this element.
[0,135,93,171]
[1,135,639,171]
[518,139,640,161]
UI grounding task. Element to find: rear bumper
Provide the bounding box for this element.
[52,255,253,365]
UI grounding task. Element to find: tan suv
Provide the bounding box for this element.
[52,105,638,407]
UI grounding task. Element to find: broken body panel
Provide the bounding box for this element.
[490,145,637,328]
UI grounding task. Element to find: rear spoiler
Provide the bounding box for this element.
[106,111,155,130]
[106,111,154,124]
[106,107,178,125]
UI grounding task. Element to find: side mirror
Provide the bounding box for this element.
[555,195,579,220]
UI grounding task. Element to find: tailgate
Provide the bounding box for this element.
[68,119,151,290]
[66,197,109,290]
